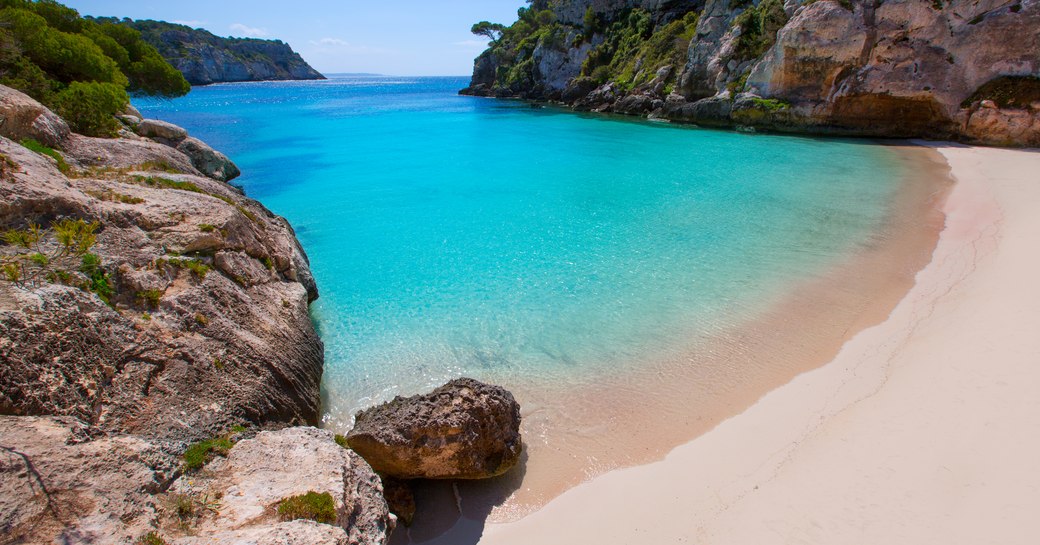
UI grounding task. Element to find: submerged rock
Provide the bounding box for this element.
[347,378,523,480]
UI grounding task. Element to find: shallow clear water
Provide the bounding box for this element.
[137,75,904,429]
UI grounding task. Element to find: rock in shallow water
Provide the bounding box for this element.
[346,378,523,480]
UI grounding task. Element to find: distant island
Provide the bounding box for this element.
[90,17,325,86]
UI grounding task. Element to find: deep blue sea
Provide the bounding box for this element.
[136,75,904,432]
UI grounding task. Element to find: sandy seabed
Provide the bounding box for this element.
[475,144,1040,544]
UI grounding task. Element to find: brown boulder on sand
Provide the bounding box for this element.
[346,378,522,480]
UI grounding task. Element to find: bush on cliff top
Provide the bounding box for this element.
[0,0,189,136]
[733,0,789,60]
[472,3,700,95]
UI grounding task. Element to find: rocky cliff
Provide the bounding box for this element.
[0,85,322,443]
[462,0,1040,146]
[93,18,325,86]
[0,85,396,544]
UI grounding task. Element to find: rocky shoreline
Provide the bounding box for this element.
[461,0,1040,146]
[0,84,523,544]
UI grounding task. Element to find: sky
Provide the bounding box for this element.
[61,0,528,76]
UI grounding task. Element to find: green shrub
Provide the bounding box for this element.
[19,138,69,174]
[137,532,167,545]
[80,252,113,303]
[334,434,349,448]
[132,175,202,193]
[182,435,234,471]
[0,1,189,137]
[750,97,790,111]
[198,224,216,233]
[1,219,112,304]
[53,81,128,137]
[733,0,789,60]
[135,289,162,309]
[277,492,337,524]
[961,76,1040,109]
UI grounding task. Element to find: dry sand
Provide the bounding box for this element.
[479,143,1040,544]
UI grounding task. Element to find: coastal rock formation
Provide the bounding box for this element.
[176,136,241,181]
[461,0,1040,145]
[92,18,326,86]
[346,378,523,480]
[0,85,321,444]
[163,427,394,545]
[0,85,70,147]
[0,416,178,544]
[0,420,394,545]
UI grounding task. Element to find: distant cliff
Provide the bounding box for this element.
[92,18,325,85]
[462,0,1040,146]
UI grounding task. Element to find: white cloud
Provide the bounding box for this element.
[453,39,489,48]
[313,38,350,47]
[172,20,206,28]
[307,38,385,55]
[229,23,269,38]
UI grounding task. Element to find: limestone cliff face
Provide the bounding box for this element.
[0,85,322,442]
[95,18,326,85]
[462,0,1040,146]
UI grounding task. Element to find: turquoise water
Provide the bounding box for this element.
[136,76,904,429]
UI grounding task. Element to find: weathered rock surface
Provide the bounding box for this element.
[137,118,189,141]
[63,132,201,174]
[0,87,320,443]
[463,0,1040,146]
[171,521,354,545]
[0,85,70,147]
[163,427,393,545]
[346,378,523,480]
[177,136,241,181]
[0,416,178,544]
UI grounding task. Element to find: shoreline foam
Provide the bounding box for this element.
[394,144,955,543]
[474,145,1040,544]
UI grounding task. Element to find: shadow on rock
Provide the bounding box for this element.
[389,448,528,545]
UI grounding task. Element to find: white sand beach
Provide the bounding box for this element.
[480,144,1040,545]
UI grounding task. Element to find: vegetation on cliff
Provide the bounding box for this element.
[0,0,189,136]
[468,2,699,96]
[464,0,1040,146]
[91,18,325,86]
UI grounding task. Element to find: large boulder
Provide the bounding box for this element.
[164,427,394,545]
[346,378,523,480]
[177,136,241,181]
[0,85,70,147]
[62,132,200,174]
[136,118,189,141]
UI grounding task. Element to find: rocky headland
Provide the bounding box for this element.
[461,0,1040,146]
[91,18,325,86]
[0,84,392,544]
